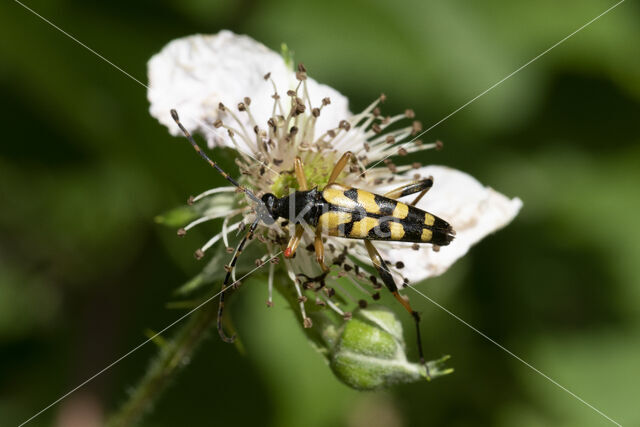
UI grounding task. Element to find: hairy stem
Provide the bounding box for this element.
[107,301,217,427]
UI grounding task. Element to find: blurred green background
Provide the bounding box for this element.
[1,0,639,426]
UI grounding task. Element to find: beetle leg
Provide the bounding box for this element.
[294,156,308,191]
[293,228,331,290]
[217,219,260,343]
[364,240,429,375]
[410,188,430,207]
[383,177,433,206]
[284,224,305,258]
[314,227,330,272]
[327,151,356,185]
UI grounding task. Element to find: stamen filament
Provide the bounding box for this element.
[323,295,345,316]
[192,186,237,203]
[284,259,310,324]
[271,89,285,118]
[200,221,243,253]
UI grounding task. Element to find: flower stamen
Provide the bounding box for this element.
[199,221,243,254]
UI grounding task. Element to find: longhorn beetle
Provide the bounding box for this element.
[171,109,455,370]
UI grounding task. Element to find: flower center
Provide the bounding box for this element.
[270,152,339,196]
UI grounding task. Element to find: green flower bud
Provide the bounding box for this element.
[318,306,453,390]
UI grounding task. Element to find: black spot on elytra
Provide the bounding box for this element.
[374,194,397,216]
[344,188,358,202]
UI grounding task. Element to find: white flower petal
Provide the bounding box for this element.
[377,166,522,283]
[147,31,350,152]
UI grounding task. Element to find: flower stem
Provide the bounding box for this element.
[107,301,217,427]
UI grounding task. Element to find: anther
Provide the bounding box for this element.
[412,162,421,169]
[194,249,205,260]
[322,97,331,106]
[405,109,415,118]
[187,195,195,205]
[343,312,353,321]
[339,120,351,131]
[358,299,368,309]
[412,244,420,251]
[266,300,274,307]
[213,119,223,128]
[237,102,246,112]
[289,126,299,135]
[177,228,186,237]
[432,245,441,252]
[435,140,444,150]
[227,129,234,137]
[315,298,326,307]
[312,108,320,117]
[286,90,296,97]
[395,261,405,269]
[264,72,271,80]
[379,93,387,103]
[244,97,251,106]
[412,120,423,135]
[372,292,381,300]
[297,63,307,72]
[218,102,226,111]
[297,295,308,303]
[398,147,408,156]
[386,135,395,144]
[371,124,382,134]
[373,107,381,117]
[303,317,313,328]
[224,265,232,273]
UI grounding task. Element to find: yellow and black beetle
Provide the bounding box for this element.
[171,109,455,367]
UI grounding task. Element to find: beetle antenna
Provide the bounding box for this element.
[170,109,261,204]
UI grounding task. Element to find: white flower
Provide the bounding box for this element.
[376,166,522,282]
[148,30,349,154]
[147,31,521,326]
